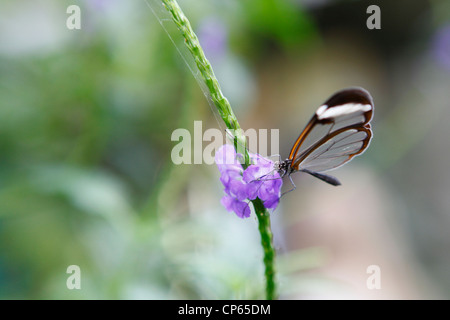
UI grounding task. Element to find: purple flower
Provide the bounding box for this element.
[221,195,251,219]
[197,18,228,63]
[215,144,282,218]
[244,154,282,209]
[432,24,450,71]
[83,0,118,10]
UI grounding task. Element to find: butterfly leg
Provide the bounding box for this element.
[280,173,297,197]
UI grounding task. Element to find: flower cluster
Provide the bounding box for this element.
[215,144,282,218]
[433,24,450,71]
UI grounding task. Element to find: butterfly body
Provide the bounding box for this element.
[274,158,292,177]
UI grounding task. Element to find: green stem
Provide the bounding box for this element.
[253,198,276,300]
[161,0,277,300]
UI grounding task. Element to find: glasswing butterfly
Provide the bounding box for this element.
[274,87,374,187]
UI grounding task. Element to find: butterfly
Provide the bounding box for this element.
[274,87,374,187]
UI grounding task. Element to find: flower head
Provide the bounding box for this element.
[197,17,228,63]
[215,144,282,218]
[433,24,450,71]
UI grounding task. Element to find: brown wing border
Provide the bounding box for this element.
[288,88,374,171]
[291,124,372,170]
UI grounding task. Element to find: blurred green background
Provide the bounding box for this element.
[1,0,450,299]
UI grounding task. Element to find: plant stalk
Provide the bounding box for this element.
[161,0,277,300]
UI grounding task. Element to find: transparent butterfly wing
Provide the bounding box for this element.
[289,87,374,173]
[295,126,372,172]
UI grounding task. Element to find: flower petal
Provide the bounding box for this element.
[229,179,248,201]
[243,165,261,183]
[215,144,242,171]
[220,195,235,212]
[245,180,261,200]
[233,200,251,218]
[263,195,279,210]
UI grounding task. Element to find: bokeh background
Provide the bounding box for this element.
[1,0,449,299]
